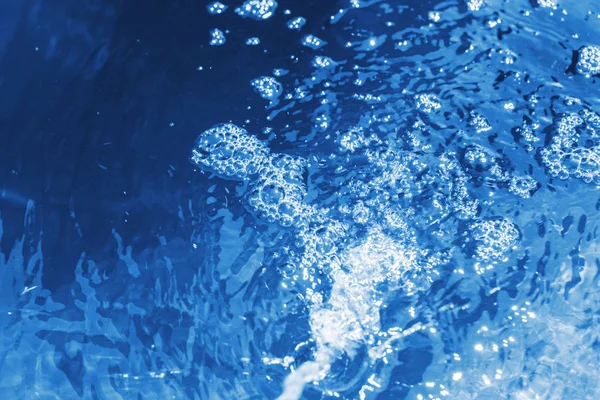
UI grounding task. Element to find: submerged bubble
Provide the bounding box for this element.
[235,0,278,20]
[246,37,260,46]
[415,93,441,113]
[191,123,270,180]
[248,154,309,227]
[576,46,600,77]
[540,110,600,184]
[508,176,538,198]
[467,0,484,11]
[468,111,492,133]
[207,2,228,15]
[287,16,306,30]
[312,56,336,69]
[250,76,283,101]
[469,218,520,261]
[301,34,327,50]
[209,28,226,46]
[536,0,558,8]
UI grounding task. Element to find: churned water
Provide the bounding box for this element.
[0,0,600,399]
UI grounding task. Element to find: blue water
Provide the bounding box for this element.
[1,0,600,398]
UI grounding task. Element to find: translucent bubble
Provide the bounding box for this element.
[191,123,270,180]
[246,154,309,227]
[536,0,557,7]
[576,46,600,77]
[209,28,226,46]
[540,111,600,185]
[235,0,278,20]
[250,76,283,101]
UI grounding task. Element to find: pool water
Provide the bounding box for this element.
[1,0,600,399]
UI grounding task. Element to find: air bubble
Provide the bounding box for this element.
[235,0,278,20]
[468,111,492,133]
[415,94,441,113]
[469,218,520,260]
[540,110,600,185]
[508,176,538,198]
[246,37,261,46]
[536,0,558,8]
[209,29,226,46]
[576,46,600,77]
[191,123,270,180]
[251,76,283,101]
[301,35,327,50]
[287,16,306,30]
[207,2,228,15]
[312,56,336,69]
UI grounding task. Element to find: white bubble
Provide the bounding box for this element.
[287,16,306,30]
[246,37,260,46]
[540,110,600,184]
[301,34,327,50]
[468,111,492,133]
[576,46,600,77]
[536,0,557,8]
[415,93,441,113]
[191,123,270,180]
[311,56,336,69]
[209,29,226,46]
[467,0,484,11]
[428,11,441,22]
[207,2,228,15]
[235,0,278,20]
[470,218,520,260]
[250,76,283,101]
[508,176,538,198]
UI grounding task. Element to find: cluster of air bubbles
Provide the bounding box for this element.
[247,154,309,226]
[191,124,314,228]
[508,176,538,198]
[190,123,269,180]
[287,16,306,30]
[535,0,558,8]
[540,110,600,184]
[513,120,541,151]
[301,34,327,50]
[469,218,520,261]
[246,37,260,46]
[467,0,484,11]
[235,0,277,20]
[207,2,228,15]
[251,76,283,102]
[209,29,226,46]
[306,227,438,365]
[336,126,381,153]
[468,111,492,133]
[312,56,336,69]
[415,93,442,113]
[428,11,441,23]
[462,145,510,185]
[576,46,600,77]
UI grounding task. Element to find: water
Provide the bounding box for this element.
[0,0,600,399]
